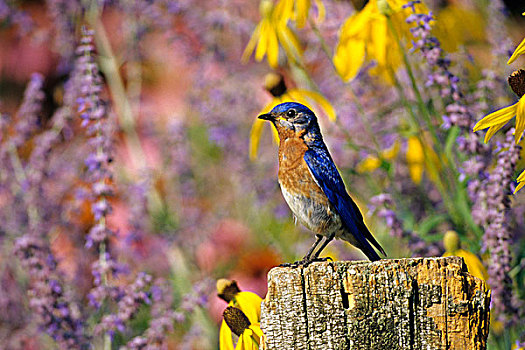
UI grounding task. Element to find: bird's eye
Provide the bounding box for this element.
[286,109,296,118]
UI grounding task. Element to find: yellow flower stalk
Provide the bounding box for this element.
[333,0,426,82]
[217,279,264,350]
[356,141,400,173]
[442,231,489,284]
[242,0,304,68]
[473,95,525,144]
[250,73,336,159]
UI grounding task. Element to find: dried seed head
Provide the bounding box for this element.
[223,306,251,336]
[508,69,525,98]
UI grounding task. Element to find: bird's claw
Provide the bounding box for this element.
[279,256,333,268]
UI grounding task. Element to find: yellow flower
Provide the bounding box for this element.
[507,37,525,65]
[442,231,489,284]
[333,0,426,82]
[242,0,303,68]
[356,141,400,173]
[249,73,336,159]
[221,307,264,350]
[217,279,264,350]
[473,95,525,144]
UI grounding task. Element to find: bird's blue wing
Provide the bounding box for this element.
[304,148,385,261]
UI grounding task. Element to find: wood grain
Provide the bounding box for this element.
[261,257,490,350]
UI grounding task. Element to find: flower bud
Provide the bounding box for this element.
[443,230,460,253]
[217,279,241,303]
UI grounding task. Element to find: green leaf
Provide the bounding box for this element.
[417,214,448,235]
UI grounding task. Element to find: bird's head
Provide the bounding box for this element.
[258,102,321,142]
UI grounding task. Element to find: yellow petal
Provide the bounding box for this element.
[507,37,525,64]
[250,119,266,160]
[473,103,517,132]
[515,96,525,143]
[285,89,309,106]
[314,0,325,23]
[294,0,310,28]
[243,332,254,350]
[382,140,400,159]
[250,98,284,159]
[333,39,366,81]
[371,18,388,68]
[276,24,303,61]
[273,0,294,24]
[250,324,264,341]
[242,24,262,63]
[514,181,525,194]
[266,26,280,68]
[484,121,507,143]
[255,20,270,62]
[517,169,525,182]
[406,137,424,162]
[339,4,373,39]
[265,97,284,145]
[407,137,424,184]
[409,164,423,184]
[292,89,337,121]
[220,320,235,350]
[234,292,263,324]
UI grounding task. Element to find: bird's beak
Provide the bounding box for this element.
[258,113,274,121]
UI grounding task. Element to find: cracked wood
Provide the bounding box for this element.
[260,257,490,350]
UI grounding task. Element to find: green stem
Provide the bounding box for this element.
[385,16,442,153]
[87,13,163,216]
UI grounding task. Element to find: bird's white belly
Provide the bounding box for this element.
[279,185,343,238]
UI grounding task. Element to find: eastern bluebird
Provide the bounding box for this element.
[258,102,386,263]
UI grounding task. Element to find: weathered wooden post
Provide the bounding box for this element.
[260,257,490,350]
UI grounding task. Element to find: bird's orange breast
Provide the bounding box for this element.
[277,137,326,201]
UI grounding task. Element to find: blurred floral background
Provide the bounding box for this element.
[0,0,524,349]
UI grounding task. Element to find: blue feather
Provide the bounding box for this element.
[304,147,385,261]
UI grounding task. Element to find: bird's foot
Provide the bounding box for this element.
[279,256,333,268]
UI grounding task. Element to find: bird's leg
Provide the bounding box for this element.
[311,231,336,259]
[279,235,324,268]
[303,234,324,261]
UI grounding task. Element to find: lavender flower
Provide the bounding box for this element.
[12,73,45,147]
[369,194,441,257]
[13,235,89,348]
[482,128,520,325]
[45,0,82,67]
[74,28,115,247]
[405,6,472,130]
[96,272,153,337]
[124,278,178,349]
[0,0,34,35]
